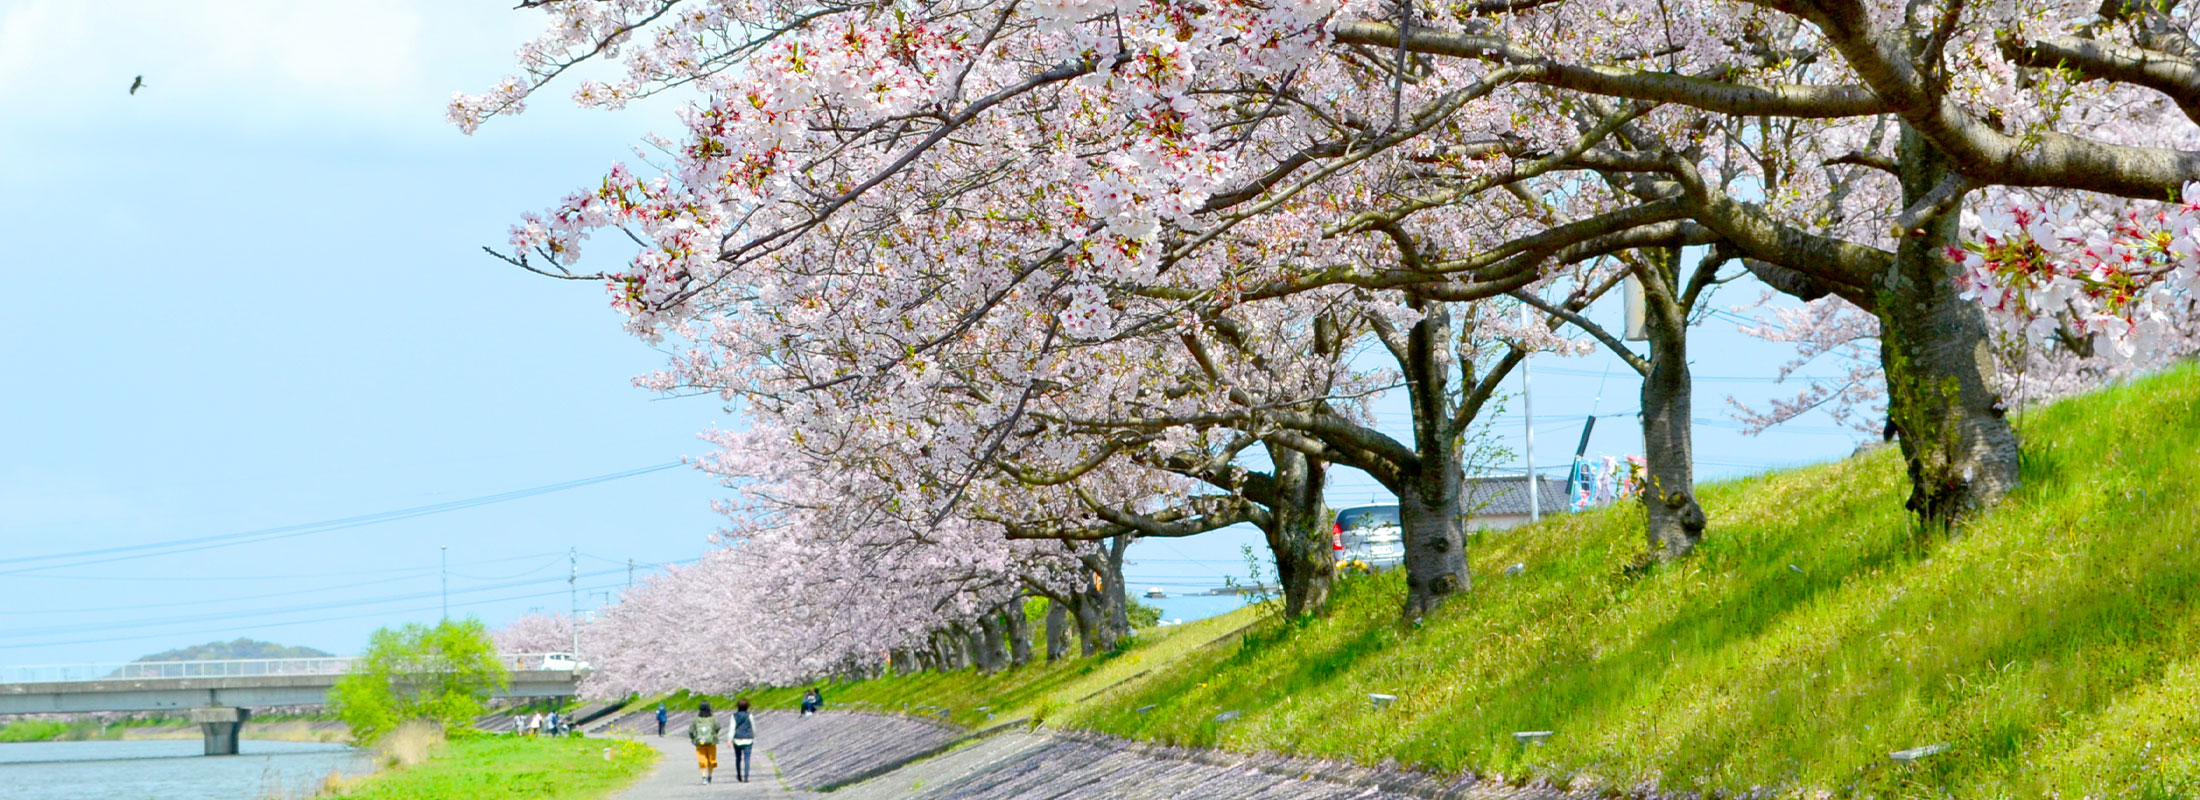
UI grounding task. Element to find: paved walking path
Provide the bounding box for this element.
[605,711,961,799]
[607,711,1591,799]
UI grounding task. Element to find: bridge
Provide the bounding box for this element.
[0,654,580,755]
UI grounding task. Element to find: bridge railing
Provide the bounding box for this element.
[0,653,575,684]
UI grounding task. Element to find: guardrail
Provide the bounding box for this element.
[0,654,576,684]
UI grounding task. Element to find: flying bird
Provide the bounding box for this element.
[129,75,144,95]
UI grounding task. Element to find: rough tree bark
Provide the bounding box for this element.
[930,628,961,670]
[1638,249,1707,560]
[1044,599,1070,661]
[967,626,988,672]
[1070,589,1104,656]
[1101,534,1131,641]
[1004,604,1032,667]
[1879,126,2022,529]
[976,613,1007,673]
[1262,443,1334,617]
[1070,534,1132,653]
[1398,300,1472,621]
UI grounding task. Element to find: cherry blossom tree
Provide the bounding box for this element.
[491,612,577,655]
[1333,0,2200,527]
[452,0,2200,635]
[451,0,1746,620]
[1520,247,1717,561]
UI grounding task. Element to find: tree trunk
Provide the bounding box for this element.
[1070,589,1104,656]
[965,625,990,672]
[892,647,917,675]
[950,624,976,668]
[1103,535,1131,641]
[1639,250,1707,560]
[976,614,1007,673]
[1263,444,1334,616]
[1880,126,2022,529]
[1066,536,1134,654]
[1044,599,1070,661]
[929,629,955,670]
[1004,605,1032,667]
[1398,301,1472,621]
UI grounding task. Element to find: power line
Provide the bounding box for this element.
[0,462,684,576]
[26,555,572,617]
[0,559,696,642]
[0,581,636,651]
[0,551,572,583]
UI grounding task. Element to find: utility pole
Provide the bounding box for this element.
[627,558,634,589]
[1523,306,1540,524]
[568,547,579,659]
[440,546,449,622]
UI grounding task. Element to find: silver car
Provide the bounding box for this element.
[1334,505,1403,571]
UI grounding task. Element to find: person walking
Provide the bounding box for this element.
[529,711,545,737]
[729,698,756,783]
[548,710,561,737]
[656,703,668,737]
[688,701,721,784]
[509,712,525,736]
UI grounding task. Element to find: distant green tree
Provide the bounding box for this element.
[331,619,508,744]
[1127,598,1162,630]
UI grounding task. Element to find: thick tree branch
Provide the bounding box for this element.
[2003,35,2200,125]
[1331,21,1892,118]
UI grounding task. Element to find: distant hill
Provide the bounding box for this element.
[133,638,332,662]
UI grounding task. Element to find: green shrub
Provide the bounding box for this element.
[0,720,69,743]
[332,618,508,745]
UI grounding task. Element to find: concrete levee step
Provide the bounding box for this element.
[829,726,1600,800]
[600,709,962,791]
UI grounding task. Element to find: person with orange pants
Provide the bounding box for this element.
[687,701,721,784]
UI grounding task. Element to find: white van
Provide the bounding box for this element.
[537,653,590,671]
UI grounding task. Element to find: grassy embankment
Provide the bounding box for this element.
[328,731,656,800]
[760,364,2200,798]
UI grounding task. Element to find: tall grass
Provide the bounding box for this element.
[372,721,443,768]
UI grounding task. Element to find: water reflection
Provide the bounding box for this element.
[0,739,372,799]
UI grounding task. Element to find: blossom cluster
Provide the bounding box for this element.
[1957,185,2200,363]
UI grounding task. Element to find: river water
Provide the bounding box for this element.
[0,739,372,800]
[1143,593,1253,625]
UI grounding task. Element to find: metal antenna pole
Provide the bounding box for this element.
[568,548,579,659]
[1524,306,1540,524]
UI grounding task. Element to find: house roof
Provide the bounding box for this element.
[1461,474,1575,517]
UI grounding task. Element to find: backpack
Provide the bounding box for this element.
[689,716,719,746]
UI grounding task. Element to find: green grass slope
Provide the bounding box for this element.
[332,735,656,800]
[774,364,2200,798]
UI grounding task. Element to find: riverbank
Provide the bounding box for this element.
[327,733,655,799]
[726,366,2200,798]
[0,717,346,744]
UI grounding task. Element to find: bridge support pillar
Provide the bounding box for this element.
[190,706,250,755]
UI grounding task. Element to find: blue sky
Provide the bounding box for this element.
[0,1,1866,664]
